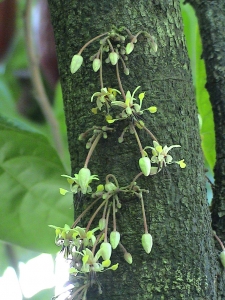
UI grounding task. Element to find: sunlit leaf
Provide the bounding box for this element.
[0,117,73,253]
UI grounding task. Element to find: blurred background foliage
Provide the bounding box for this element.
[0,0,215,299]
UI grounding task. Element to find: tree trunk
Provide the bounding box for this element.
[185,0,225,298]
[48,0,218,299]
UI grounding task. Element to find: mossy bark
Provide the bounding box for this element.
[48,0,218,299]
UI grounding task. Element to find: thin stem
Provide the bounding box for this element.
[24,1,64,158]
[131,123,144,157]
[104,205,111,242]
[213,232,225,251]
[79,32,108,54]
[102,197,109,219]
[100,46,104,88]
[92,230,104,254]
[119,242,128,254]
[71,197,102,228]
[85,199,107,232]
[106,39,115,52]
[112,197,116,231]
[131,31,143,43]
[142,124,158,142]
[70,284,88,299]
[116,63,126,99]
[129,172,143,190]
[105,174,119,188]
[139,193,148,234]
[123,27,134,39]
[84,132,102,168]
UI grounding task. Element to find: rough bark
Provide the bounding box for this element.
[48,0,218,299]
[185,0,225,297]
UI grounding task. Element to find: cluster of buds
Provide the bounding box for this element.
[70,27,157,77]
[49,224,118,274]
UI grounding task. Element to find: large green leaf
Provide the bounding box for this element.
[181,2,216,170]
[195,28,216,170]
[0,118,73,253]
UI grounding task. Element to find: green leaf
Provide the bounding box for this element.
[30,288,55,300]
[181,2,216,170]
[195,27,216,170]
[0,117,73,253]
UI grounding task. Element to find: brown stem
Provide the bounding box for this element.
[100,46,104,89]
[129,172,143,190]
[92,230,104,254]
[105,174,119,188]
[139,193,148,234]
[116,62,126,100]
[71,197,102,228]
[85,199,107,232]
[104,205,111,242]
[112,197,117,231]
[213,232,225,251]
[79,32,108,54]
[84,132,102,168]
[24,0,64,159]
[142,124,158,142]
[131,123,144,157]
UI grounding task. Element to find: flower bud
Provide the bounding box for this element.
[78,168,91,194]
[220,250,225,268]
[142,233,153,254]
[70,54,83,73]
[124,67,129,75]
[109,52,119,65]
[99,218,106,230]
[125,106,132,116]
[93,58,101,72]
[100,242,112,260]
[102,259,111,268]
[110,231,120,249]
[59,188,68,195]
[148,106,157,113]
[110,263,119,271]
[105,182,117,192]
[139,157,151,176]
[125,42,134,55]
[124,252,133,264]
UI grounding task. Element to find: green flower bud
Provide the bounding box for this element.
[125,42,134,55]
[105,182,117,192]
[93,58,101,72]
[142,233,153,254]
[78,168,91,194]
[110,231,120,249]
[99,218,106,230]
[110,263,119,271]
[124,252,133,264]
[125,107,132,115]
[124,67,129,75]
[70,54,83,73]
[220,250,225,268]
[139,157,151,176]
[109,52,119,65]
[100,242,112,260]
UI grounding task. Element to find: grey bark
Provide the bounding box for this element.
[48,0,218,299]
